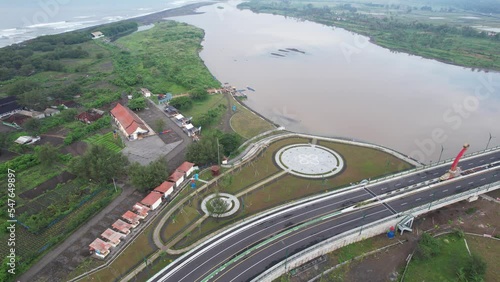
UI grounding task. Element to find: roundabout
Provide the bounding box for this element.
[201,193,240,218]
[275,144,344,178]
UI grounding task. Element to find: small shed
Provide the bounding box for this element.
[168,171,185,188]
[112,219,132,234]
[91,31,104,39]
[101,228,125,247]
[164,105,178,117]
[140,192,163,211]
[140,88,152,98]
[211,165,220,176]
[89,238,112,259]
[132,202,151,217]
[153,181,175,199]
[121,211,141,227]
[177,161,195,178]
[44,108,60,117]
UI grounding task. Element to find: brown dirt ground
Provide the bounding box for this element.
[19,171,77,200]
[291,195,500,282]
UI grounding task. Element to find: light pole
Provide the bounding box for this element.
[438,145,444,163]
[217,138,220,166]
[486,133,493,150]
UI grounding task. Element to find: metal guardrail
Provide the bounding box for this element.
[252,180,500,282]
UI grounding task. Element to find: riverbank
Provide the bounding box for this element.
[238,0,500,72]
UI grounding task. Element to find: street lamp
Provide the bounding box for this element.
[486,133,494,150]
[438,145,444,163]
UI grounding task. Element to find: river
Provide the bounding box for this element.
[172,0,500,163]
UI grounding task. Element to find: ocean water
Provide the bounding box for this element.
[0,0,204,47]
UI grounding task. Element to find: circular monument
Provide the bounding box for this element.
[275,144,344,178]
[201,193,240,218]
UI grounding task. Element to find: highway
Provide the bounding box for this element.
[149,150,500,282]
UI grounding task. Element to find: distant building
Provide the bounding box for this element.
[59,100,78,109]
[153,181,175,199]
[207,88,221,94]
[89,238,112,259]
[0,96,21,119]
[18,110,45,119]
[140,88,152,98]
[112,219,132,235]
[101,228,125,247]
[121,211,141,228]
[132,202,151,217]
[140,192,163,211]
[168,171,185,188]
[2,113,30,128]
[177,161,195,177]
[91,31,104,39]
[77,109,104,124]
[44,108,60,117]
[110,103,150,141]
[164,105,178,117]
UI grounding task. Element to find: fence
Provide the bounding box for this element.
[252,180,500,282]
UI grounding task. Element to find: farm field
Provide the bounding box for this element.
[84,132,124,153]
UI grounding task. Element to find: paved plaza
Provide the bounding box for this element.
[275,144,344,178]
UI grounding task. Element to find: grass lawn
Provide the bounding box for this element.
[404,234,470,282]
[172,137,412,249]
[230,100,275,139]
[465,235,500,282]
[182,93,227,123]
[161,204,202,245]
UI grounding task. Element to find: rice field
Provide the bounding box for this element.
[84,132,124,152]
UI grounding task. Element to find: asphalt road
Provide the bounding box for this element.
[150,150,500,282]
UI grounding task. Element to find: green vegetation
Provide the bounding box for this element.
[230,101,275,139]
[68,144,128,183]
[84,132,124,153]
[464,235,500,282]
[405,233,477,282]
[239,0,500,71]
[128,158,169,192]
[186,131,243,165]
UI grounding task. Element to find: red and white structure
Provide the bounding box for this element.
[440,143,470,181]
[110,103,150,141]
[169,171,185,188]
[177,161,196,178]
[101,228,125,247]
[122,211,142,227]
[132,202,151,217]
[154,181,175,199]
[141,192,163,211]
[89,238,112,259]
[112,219,132,235]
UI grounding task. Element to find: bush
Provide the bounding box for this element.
[169,96,193,110]
[415,233,442,260]
[463,254,487,281]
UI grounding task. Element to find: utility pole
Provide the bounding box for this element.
[438,145,444,163]
[486,132,493,150]
[217,138,220,166]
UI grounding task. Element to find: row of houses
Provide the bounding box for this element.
[89,161,196,259]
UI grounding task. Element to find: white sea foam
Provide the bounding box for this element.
[74,15,95,19]
[0,28,29,38]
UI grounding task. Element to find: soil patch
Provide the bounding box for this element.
[19,171,77,200]
[0,149,19,162]
[61,141,88,156]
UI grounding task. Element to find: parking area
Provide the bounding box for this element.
[122,135,182,166]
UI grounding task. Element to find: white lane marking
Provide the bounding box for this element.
[443,189,448,192]
[415,198,421,201]
[401,202,407,206]
[480,178,486,181]
[171,192,370,282]
[468,162,474,165]
[408,179,414,183]
[227,209,389,282]
[468,182,474,185]
[381,187,387,190]
[395,183,401,187]
[491,157,495,160]
[429,194,434,197]
[433,172,439,175]
[456,185,461,189]
[479,159,484,162]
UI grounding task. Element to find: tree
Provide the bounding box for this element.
[463,254,487,281]
[68,144,128,183]
[219,133,242,156]
[60,108,78,122]
[206,191,229,218]
[128,97,146,111]
[35,143,59,170]
[128,158,169,192]
[186,134,223,165]
[155,119,166,133]
[190,88,208,101]
[169,96,193,110]
[23,118,43,135]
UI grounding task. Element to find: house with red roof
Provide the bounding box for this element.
[169,170,185,188]
[89,238,112,259]
[110,103,150,141]
[154,181,175,199]
[141,192,163,210]
[177,161,196,177]
[112,219,132,234]
[132,202,151,217]
[101,228,125,247]
[77,109,104,124]
[121,211,141,227]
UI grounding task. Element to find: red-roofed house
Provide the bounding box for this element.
[77,110,103,124]
[169,171,185,188]
[141,192,163,210]
[112,219,132,234]
[101,228,125,247]
[89,238,112,259]
[154,181,174,199]
[177,161,195,177]
[132,202,150,217]
[110,103,150,141]
[122,211,141,227]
